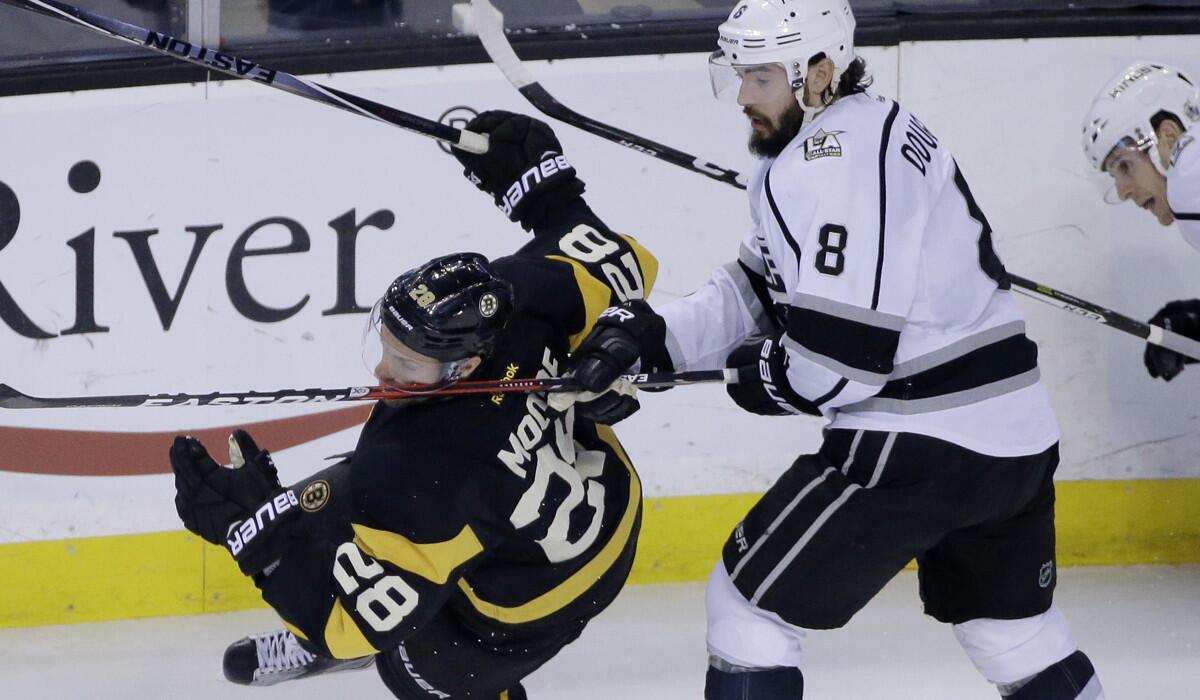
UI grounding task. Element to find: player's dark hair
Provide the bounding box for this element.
[837,57,873,97]
[1151,109,1185,133]
[807,54,872,98]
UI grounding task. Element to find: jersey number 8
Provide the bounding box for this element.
[332,542,420,633]
[815,223,848,276]
[559,224,646,302]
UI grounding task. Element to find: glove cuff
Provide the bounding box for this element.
[492,152,583,226]
[225,488,302,577]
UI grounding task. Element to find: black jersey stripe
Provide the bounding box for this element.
[785,305,901,380]
[841,333,1040,415]
[889,321,1026,378]
[765,166,804,264]
[1173,210,1200,220]
[872,101,901,310]
[875,333,1037,401]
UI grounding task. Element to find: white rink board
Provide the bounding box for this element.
[0,38,1194,543]
[897,36,1200,481]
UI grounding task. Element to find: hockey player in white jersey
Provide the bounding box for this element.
[568,1,1105,698]
[1083,62,1200,381]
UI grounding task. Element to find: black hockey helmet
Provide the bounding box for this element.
[378,252,514,362]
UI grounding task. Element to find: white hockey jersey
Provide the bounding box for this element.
[660,92,1059,457]
[1168,132,1200,253]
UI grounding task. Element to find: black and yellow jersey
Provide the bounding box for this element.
[255,198,658,659]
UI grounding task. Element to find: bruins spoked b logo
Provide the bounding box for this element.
[479,292,500,318]
[300,480,331,512]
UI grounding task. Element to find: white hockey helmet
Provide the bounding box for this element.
[708,0,856,105]
[1081,62,1200,176]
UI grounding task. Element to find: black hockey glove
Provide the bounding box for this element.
[453,110,586,231]
[725,335,821,417]
[570,300,675,395]
[170,430,300,577]
[1144,299,1200,381]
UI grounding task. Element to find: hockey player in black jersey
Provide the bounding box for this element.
[169,113,657,698]
[567,1,1104,699]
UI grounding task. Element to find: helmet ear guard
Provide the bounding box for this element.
[1081,62,1200,177]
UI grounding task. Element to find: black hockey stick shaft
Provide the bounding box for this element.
[469,0,747,189]
[1008,274,1200,361]
[0,0,488,153]
[0,370,731,409]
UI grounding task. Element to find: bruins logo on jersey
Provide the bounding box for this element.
[804,129,845,161]
[300,480,331,512]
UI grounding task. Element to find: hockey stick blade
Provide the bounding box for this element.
[0,370,732,410]
[1009,274,1200,361]
[469,0,747,189]
[0,0,488,153]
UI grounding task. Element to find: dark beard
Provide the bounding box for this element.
[747,101,805,158]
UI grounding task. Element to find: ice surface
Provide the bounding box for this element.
[0,566,1195,699]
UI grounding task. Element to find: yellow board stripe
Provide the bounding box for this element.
[2,478,1198,628]
[456,425,643,624]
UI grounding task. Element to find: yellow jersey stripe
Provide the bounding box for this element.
[322,598,379,659]
[617,232,659,298]
[353,523,484,584]
[457,425,641,624]
[545,254,615,351]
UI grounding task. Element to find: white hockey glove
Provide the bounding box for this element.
[549,377,639,425]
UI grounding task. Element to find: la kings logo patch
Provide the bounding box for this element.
[804,129,845,161]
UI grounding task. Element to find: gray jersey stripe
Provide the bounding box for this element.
[840,430,864,476]
[782,336,892,385]
[729,466,838,582]
[843,368,1041,415]
[750,483,863,605]
[790,292,907,331]
[722,260,773,335]
[889,321,1026,379]
[866,432,896,488]
[663,326,686,370]
[738,243,766,276]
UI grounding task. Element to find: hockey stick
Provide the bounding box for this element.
[0,0,489,153]
[465,0,747,189]
[1008,274,1200,361]
[0,369,731,409]
[465,1,1200,360]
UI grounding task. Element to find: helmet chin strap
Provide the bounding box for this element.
[794,89,833,129]
[791,66,843,129]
